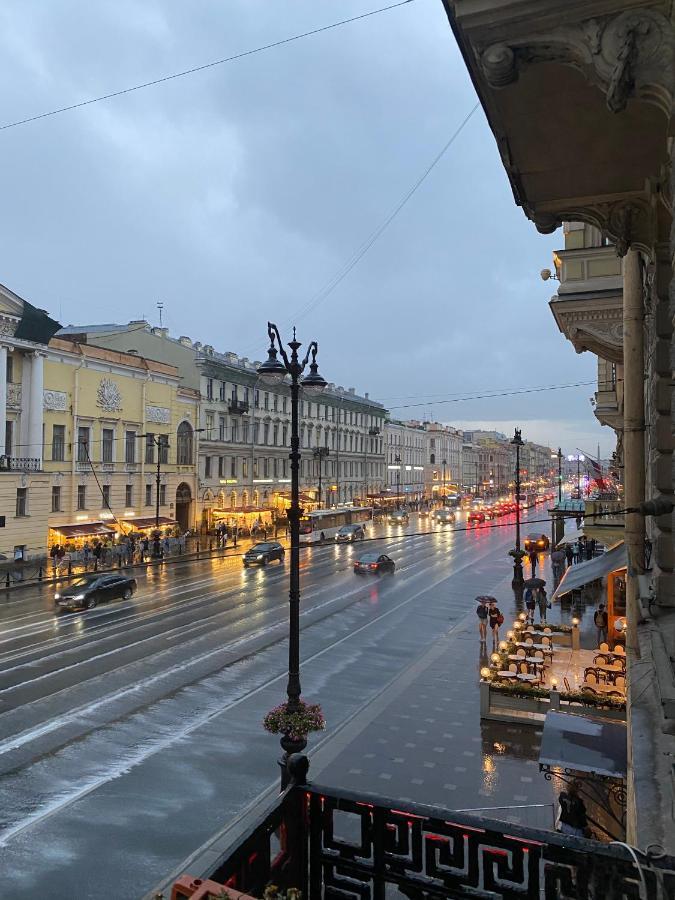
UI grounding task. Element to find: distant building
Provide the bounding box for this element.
[383,420,426,502]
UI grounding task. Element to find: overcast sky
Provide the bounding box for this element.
[0,0,610,457]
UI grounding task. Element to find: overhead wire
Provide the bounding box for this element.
[0,0,415,132]
[384,380,596,410]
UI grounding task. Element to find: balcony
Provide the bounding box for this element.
[228,400,249,416]
[162,758,675,900]
[0,455,41,472]
[594,387,623,431]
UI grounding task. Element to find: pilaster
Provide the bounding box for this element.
[0,345,7,456]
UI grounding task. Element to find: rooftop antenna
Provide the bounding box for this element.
[157,301,164,327]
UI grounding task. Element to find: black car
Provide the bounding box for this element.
[243,541,285,567]
[354,552,395,575]
[54,574,137,611]
[335,524,366,543]
[388,510,409,526]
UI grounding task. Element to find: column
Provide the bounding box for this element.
[0,345,6,457]
[622,249,645,654]
[19,352,31,454]
[28,352,44,467]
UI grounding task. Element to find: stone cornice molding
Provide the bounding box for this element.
[480,9,674,119]
[550,298,623,362]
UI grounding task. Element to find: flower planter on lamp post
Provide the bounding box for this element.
[510,428,524,589]
[257,323,327,788]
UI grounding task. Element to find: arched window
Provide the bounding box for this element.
[177,421,194,465]
[430,453,435,464]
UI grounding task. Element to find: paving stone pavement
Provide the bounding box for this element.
[311,550,583,832]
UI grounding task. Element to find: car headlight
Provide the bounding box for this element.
[73,594,85,601]
[256,554,264,560]
[54,593,60,600]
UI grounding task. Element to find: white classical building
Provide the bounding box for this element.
[383,420,426,502]
[424,423,463,499]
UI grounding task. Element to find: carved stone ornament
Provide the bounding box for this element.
[6,383,21,409]
[146,405,170,424]
[479,10,674,118]
[96,378,122,412]
[43,389,67,411]
[0,320,18,337]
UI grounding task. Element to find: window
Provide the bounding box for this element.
[231,421,238,442]
[52,425,65,462]
[242,458,248,478]
[176,422,193,465]
[219,381,226,401]
[218,456,224,478]
[282,425,288,446]
[205,412,214,437]
[263,458,269,477]
[158,435,168,464]
[15,488,27,517]
[205,456,212,478]
[102,484,111,507]
[6,353,12,383]
[145,484,152,506]
[253,458,259,478]
[219,417,226,441]
[77,485,86,510]
[273,458,278,477]
[273,424,279,446]
[230,457,236,478]
[5,421,12,456]
[51,486,61,512]
[263,424,270,445]
[77,426,89,462]
[102,428,114,463]
[145,433,155,463]
[283,397,287,414]
[253,423,259,444]
[206,378,214,400]
[125,484,133,507]
[273,394,278,412]
[263,392,269,410]
[125,430,136,464]
[159,484,167,506]
[254,389,260,408]
[282,458,287,478]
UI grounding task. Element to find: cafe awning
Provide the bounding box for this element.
[539,711,627,780]
[556,526,624,549]
[552,543,626,600]
[122,516,177,530]
[49,522,115,539]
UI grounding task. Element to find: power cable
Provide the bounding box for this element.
[385,381,596,410]
[0,0,415,132]
[280,103,480,329]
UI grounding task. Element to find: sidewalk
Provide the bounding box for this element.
[309,563,565,831]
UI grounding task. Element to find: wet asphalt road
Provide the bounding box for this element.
[0,507,549,898]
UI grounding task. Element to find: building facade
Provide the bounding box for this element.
[442,0,675,849]
[384,420,426,502]
[424,422,463,499]
[58,323,387,527]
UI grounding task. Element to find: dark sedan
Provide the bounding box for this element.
[354,552,395,575]
[54,574,137,611]
[243,541,285,567]
[335,525,366,543]
[524,533,550,551]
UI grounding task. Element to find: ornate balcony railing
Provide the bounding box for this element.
[0,455,41,472]
[229,400,250,415]
[164,756,675,900]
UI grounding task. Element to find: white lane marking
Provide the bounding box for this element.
[0,541,495,847]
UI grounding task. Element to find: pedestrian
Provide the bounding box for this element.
[528,547,537,574]
[476,600,488,644]
[565,545,574,568]
[83,542,91,566]
[488,601,503,648]
[556,780,588,838]
[572,541,581,564]
[594,603,608,647]
[93,542,102,566]
[141,537,149,561]
[537,587,549,624]
[50,544,60,571]
[575,514,582,529]
[524,587,536,624]
[588,538,596,558]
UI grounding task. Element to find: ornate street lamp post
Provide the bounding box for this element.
[511,428,524,588]
[557,447,563,504]
[258,324,327,787]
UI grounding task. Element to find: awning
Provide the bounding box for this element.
[49,522,115,539]
[552,542,626,600]
[556,527,585,547]
[122,516,177,530]
[539,711,626,780]
[557,526,624,549]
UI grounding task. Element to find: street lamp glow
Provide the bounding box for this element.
[480,667,491,679]
[491,652,500,664]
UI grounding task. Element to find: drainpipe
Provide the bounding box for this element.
[622,249,645,654]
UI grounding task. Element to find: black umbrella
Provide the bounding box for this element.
[523,577,546,589]
[475,595,497,603]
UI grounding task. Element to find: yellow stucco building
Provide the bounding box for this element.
[1,284,199,561]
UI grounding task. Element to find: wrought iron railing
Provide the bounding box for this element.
[184,757,675,900]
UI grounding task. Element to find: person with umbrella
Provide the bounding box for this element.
[475,596,491,645]
[488,600,504,648]
[524,586,536,625]
[537,586,549,624]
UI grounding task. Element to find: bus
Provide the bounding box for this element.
[299,507,373,544]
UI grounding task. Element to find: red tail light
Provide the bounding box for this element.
[369,563,377,569]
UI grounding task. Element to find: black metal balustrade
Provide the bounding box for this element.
[228,399,250,415]
[192,756,675,900]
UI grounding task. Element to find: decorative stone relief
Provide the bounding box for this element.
[43,389,67,411]
[6,383,21,409]
[96,378,122,412]
[480,9,674,118]
[146,405,170,424]
[0,321,17,336]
